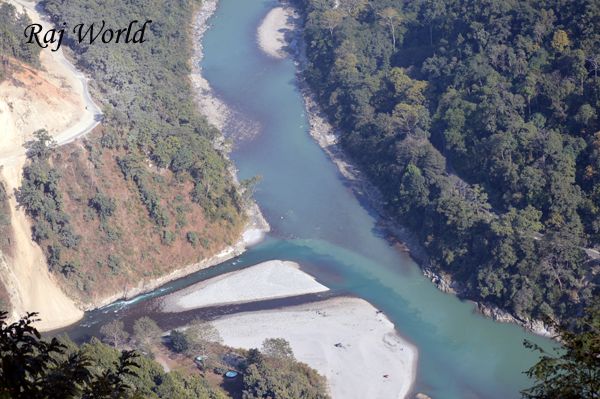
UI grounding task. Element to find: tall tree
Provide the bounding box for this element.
[132,317,161,351]
[99,320,129,348]
[378,7,402,50]
[321,8,343,38]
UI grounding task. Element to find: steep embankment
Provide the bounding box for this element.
[5,0,272,327]
[0,0,267,330]
[0,164,83,330]
[0,0,96,329]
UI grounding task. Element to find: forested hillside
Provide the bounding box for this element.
[297,0,600,324]
[0,2,40,80]
[12,0,246,303]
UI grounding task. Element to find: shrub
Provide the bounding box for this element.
[186,231,199,246]
[89,192,116,221]
[169,330,188,353]
[107,254,122,274]
[161,230,175,246]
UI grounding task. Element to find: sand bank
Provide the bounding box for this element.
[257,6,295,59]
[212,297,417,399]
[161,260,328,312]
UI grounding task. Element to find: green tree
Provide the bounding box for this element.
[551,29,570,52]
[132,317,162,352]
[297,0,599,324]
[89,192,117,222]
[339,0,366,17]
[26,130,56,161]
[522,303,600,398]
[0,2,41,79]
[168,330,188,353]
[242,344,328,399]
[261,338,294,360]
[399,163,429,209]
[0,312,139,399]
[184,319,222,355]
[321,9,343,38]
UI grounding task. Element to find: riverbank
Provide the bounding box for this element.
[77,0,271,313]
[257,2,430,267]
[213,296,417,399]
[79,207,267,312]
[258,1,552,337]
[253,3,430,264]
[160,260,329,312]
[191,0,262,144]
[2,0,269,331]
[190,0,229,132]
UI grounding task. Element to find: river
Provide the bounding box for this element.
[54,0,554,398]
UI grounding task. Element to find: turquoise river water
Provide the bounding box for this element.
[58,1,555,398]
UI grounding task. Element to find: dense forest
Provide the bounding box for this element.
[296,0,600,324]
[0,2,40,81]
[11,0,246,300]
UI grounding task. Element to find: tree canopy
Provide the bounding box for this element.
[0,311,139,398]
[296,0,600,324]
[0,1,41,81]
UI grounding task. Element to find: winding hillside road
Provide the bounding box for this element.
[0,0,102,166]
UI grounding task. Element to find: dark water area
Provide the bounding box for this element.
[54,1,557,398]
